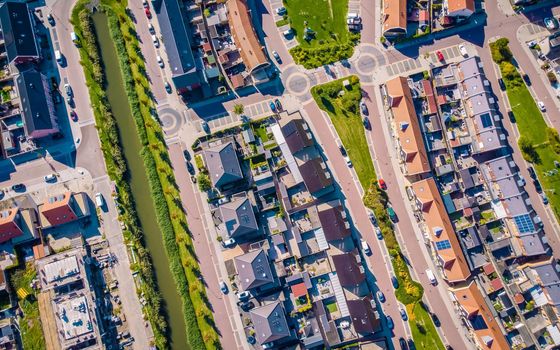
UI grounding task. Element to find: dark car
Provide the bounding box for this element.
[498,78,506,91]
[70,111,78,122]
[391,275,399,289]
[407,339,415,350]
[183,150,191,161]
[186,161,195,175]
[164,81,172,94]
[240,301,255,311]
[47,14,55,26]
[431,313,440,327]
[534,179,543,193]
[386,315,394,329]
[269,101,277,113]
[527,166,536,180]
[522,74,531,86]
[339,145,348,157]
[399,337,408,350]
[400,308,408,320]
[11,184,25,192]
[275,99,282,111]
[363,117,370,130]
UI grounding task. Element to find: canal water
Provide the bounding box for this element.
[92,11,188,349]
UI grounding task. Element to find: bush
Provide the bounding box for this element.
[547,71,558,84]
[519,136,540,163]
[490,38,512,64]
[500,61,523,87]
[289,33,360,69]
[547,127,560,154]
[197,173,212,192]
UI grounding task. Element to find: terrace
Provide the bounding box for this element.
[300,252,332,278]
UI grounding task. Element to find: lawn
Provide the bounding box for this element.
[407,303,445,350]
[282,0,349,48]
[325,301,338,313]
[508,84,548,144]
[311,76,376,189]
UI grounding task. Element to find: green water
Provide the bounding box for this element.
[92,11,188,349]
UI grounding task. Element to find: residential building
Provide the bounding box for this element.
[0,207,37,244]
[298,157,334,197]
[382,0,407,38]
[234,249,274,292]
[317,202,351,242]
[347,297,381,335]
[203,140,243,189]
[249,301,292,348]
[386,76,431,177]
[0,1,40,66]
[451,281,510,350]
[0,320,17,349]
[14,69,59,139]
[38,192,90,229]
[444,0,475,17]
[217,194,258,239]
[281,119,313,154]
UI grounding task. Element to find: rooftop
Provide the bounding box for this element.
[0,1,39,64]
[204,141,243,188]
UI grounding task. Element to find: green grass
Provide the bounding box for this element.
[11,263,45,350]
[276,18,289,27]
[252,123,269,142]
[282,0,349,48]
[408,303,445,350]
[325,301,338,313]
[311,76,376,189]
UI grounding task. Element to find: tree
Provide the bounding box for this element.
[203,8,210,17]
[233,104,244,116]
[490,38,512,64]
[197,173,212,192]
[518,136,540,164]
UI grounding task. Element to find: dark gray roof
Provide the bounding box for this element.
[347,297,380,334]
[332,252,364,286]
[152,0,201,89]
[219,196,257,237]
[533,262,560,307]
[459,168,475,189]
[204,141,242,188]
[317,204,350,241]
[250,302,290,345]
[520,234,549,257]
[14,70,55,136]
[281,119,313,154]
[0,2,38,64]
[299,158,333,194]
[234,249,273,291]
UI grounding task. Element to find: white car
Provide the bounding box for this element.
[283,29,293,37]
[156,55,164,67]
[538,101,546,111]
[148,23,155,35]
[276,6,286,15]
[152,34,159,48]
[223,238,236,247]
[360,239,371,255]
[459,44,468,57]
[95,192,104,208]
[44,174,57,183]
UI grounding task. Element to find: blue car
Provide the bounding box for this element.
[386,315,394,329]
[391,276,399,289]
[270,101,277,113]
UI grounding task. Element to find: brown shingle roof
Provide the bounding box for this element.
[386,77,430,175]
[299,158,333,194]
[317,203,350,242]
[331,252,364,286]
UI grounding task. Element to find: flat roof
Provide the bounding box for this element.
[57,295,94,340]
[43,256,80,284]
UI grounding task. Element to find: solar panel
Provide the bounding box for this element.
[514,214,535,233]
[435,239,451,251]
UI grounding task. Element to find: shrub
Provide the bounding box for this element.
[490,38,512,64]
[289,33,360,69]
[518,136,540,163]
[547,127,560,154]
[500,61,523,87]
[547,71,558,84]
[197,173,212,192]
[233,104,244,115]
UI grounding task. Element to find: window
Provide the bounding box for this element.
[435,239,451,250]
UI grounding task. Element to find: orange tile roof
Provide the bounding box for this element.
[386,77,431,175]
[452,282,510,350]
[447,0,475,15]
[227,0,268,73]
[383,0,407,33]
[412,178,470,282]
[0,208,23,241]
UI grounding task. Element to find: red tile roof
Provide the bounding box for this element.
[291,282,307,298]
[40,192,78,226]
[0,208,23,243]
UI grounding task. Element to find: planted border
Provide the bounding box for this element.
[70,2,167,348]
[100,1,219,349]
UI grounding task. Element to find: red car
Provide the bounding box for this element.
[378,179,387,190]
[144,7,151,18]
[436,50,444,62]
[70,111,78,122]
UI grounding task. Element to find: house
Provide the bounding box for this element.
[0,320,17,349]
[234,249,274,291]
[451,281,510,350]
[299,157,333,197]
[226,0,270,82]
[519,259,560,311]
[331,252,365,287]
[411,178,471,283]
[38,192,90,229]
[203,141,243,189]
[0,207,37,244]
[0,1,40,65]
[386,76,431,176]
[382,0,407,38]
[250,302,291,347]
[281,119,313,154]
[151,0,203,93]
[317,202,351,242]
[218,195,258,238]
[347,297,381,334]
[444,0,475,17]
[14,69,59,139]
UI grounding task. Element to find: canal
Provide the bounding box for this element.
[92,11,188,349]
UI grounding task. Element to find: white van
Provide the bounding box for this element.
[44,174,56,183]
[360,239,371,255]
[95,193,104,208]
[70,32,78,45]
[426,269,437,285]
[55,50,63,64]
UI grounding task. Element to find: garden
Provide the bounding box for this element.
[282,0,359,68]
[491,38,560,221]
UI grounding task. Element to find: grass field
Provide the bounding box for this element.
[311,76,376,189]
[408,303,445,350]
[283,0,349,48]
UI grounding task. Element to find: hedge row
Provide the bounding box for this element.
[101,1,219,349]
[70,2,168,348]
[289,33,360,69]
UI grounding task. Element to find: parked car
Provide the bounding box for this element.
[388,206,398,222]
[95,192,104,208]
[360,100,368,115]
[391,275,399,288]
[217,196,230,205]
[399,338,408,350]
[360,239,371,255]
[64,83,73,97]
[363,116,370,130]
[426,269,437,285]
[436,50,444,62]
[47,14,55,26]
[459,44,468,57]
[542,193,549,205]
[186,161,195,175]
[219,281,228,294]
[376,290,385,303]
[70,111,78,122]
[240,301,255,311]
[400,308,408,320]
[527,166,536,179]
[157,55,164,68]
[538,101,546,111]
[528,40,538,48]
[275,99,282,111]
[378,178,387,190]
[368,211,377,226]
[386,315,394,329]
[269,101,277,113]
[545,17,559,30]
[498,78,506,91]
[201,121,210,133]
[376,227,383,240]
[164,81,172,94]
[11,184,25,192]
[144,7,151,18]
[237,291,252,301]
[223,238,236,247]
[148,23,155,34]
[44,174,57,183]
[534,179,543,193]
[339,145,352,167]
[272,50,281,63]
[151,34,159,48]
[431,313,440,327]
[67,96,74,108]
[276,6,286,15]
[283,28,293,37]
[142,0,149,8]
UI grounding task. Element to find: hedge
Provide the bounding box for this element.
[70,1,167,348]
[289,33,360,69]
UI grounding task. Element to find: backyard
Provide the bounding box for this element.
[282,0,359,68]
[311,76,376,189]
